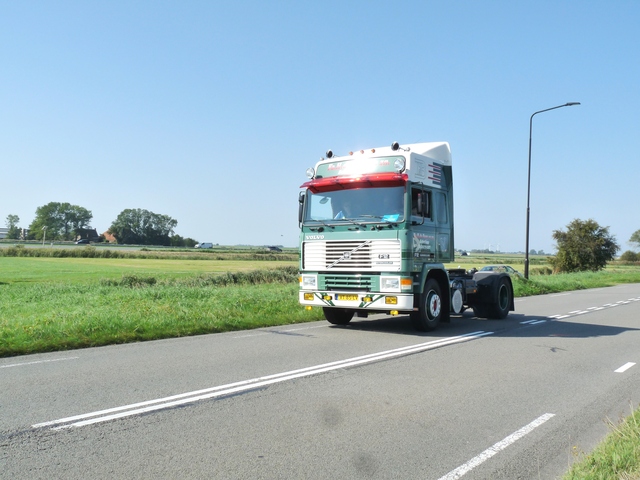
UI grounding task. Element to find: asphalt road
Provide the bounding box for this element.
[2,284,640,479]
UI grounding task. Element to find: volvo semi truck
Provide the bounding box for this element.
[298,141,514,331]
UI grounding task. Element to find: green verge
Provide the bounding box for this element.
[563,405,640,479]
[0,267,325,357]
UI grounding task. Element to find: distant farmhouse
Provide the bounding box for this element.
[102,231,116,243]
[76,228,101,242]
[0,227,8,239]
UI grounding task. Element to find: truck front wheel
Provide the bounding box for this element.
[411,279,442,331]
[323,308,354,325]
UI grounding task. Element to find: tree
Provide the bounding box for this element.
[620,250,639,263]
[549,219,619,273]
[109,209,177,246]
[5,214,20,239]
[170,234,198,248]
[629,229,640,251]
[28,202,93,241]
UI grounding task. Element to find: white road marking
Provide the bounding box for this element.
[0,357,79,369]
[550,293,571,297]
[614,362,636,373]
[437,413,555,480]
[520,319,546,325]
[34,331,493,430]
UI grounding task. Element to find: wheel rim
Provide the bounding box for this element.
[498,284,509,310]
[426,290,441,320]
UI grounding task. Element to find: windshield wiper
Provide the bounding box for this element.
[338,217,369,228]
[306,219,335,231]
[358,215,400,228]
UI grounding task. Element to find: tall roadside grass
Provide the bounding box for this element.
[563,405,640,479]
[512,267,640,297]
[0,266,323,357]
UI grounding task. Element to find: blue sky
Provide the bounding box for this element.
[1,1,638,253]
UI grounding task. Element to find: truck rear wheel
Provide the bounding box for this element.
[488,277,511,319]
[323,308,354,325]
[411,279,442,332]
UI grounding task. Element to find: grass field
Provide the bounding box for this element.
[0,256,298,284]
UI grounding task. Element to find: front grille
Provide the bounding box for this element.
[303,239,401,272]
[324,275,373,291]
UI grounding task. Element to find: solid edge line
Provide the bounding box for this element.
[437,413,555,480]
[0,357,79,369]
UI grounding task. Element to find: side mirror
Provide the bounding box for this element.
[298,192,305,224]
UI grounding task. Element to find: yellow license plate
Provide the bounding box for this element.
[337,294,358,301]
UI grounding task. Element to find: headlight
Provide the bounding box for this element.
[301,275,317,289]
[380,276,400,292]
[394,158,406,173]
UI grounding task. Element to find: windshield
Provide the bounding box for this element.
[304,186,405,224]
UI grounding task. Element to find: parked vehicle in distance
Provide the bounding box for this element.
[480,265,523,277]
[195,242,213,249]
[75,239,90,245]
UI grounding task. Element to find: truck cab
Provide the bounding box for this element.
[298,141,514,331]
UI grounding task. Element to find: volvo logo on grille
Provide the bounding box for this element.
[341,252,352,260]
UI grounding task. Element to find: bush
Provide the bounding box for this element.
[620,250,639,263]
[531,266,553,276]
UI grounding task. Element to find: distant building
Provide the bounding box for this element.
[0,227,8,239]
[102,231,117,243]
[76,228,101,241]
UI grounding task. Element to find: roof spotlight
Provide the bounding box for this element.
[326,150,333,159]
[391,141,410,152]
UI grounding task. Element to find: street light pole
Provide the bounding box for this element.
[525,102,580,279]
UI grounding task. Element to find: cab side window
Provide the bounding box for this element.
[411,188,432,220]
[435,192,448,224]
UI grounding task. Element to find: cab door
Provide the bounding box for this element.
[409,184,437,271]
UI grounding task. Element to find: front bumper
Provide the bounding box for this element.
[299,290,414,311]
